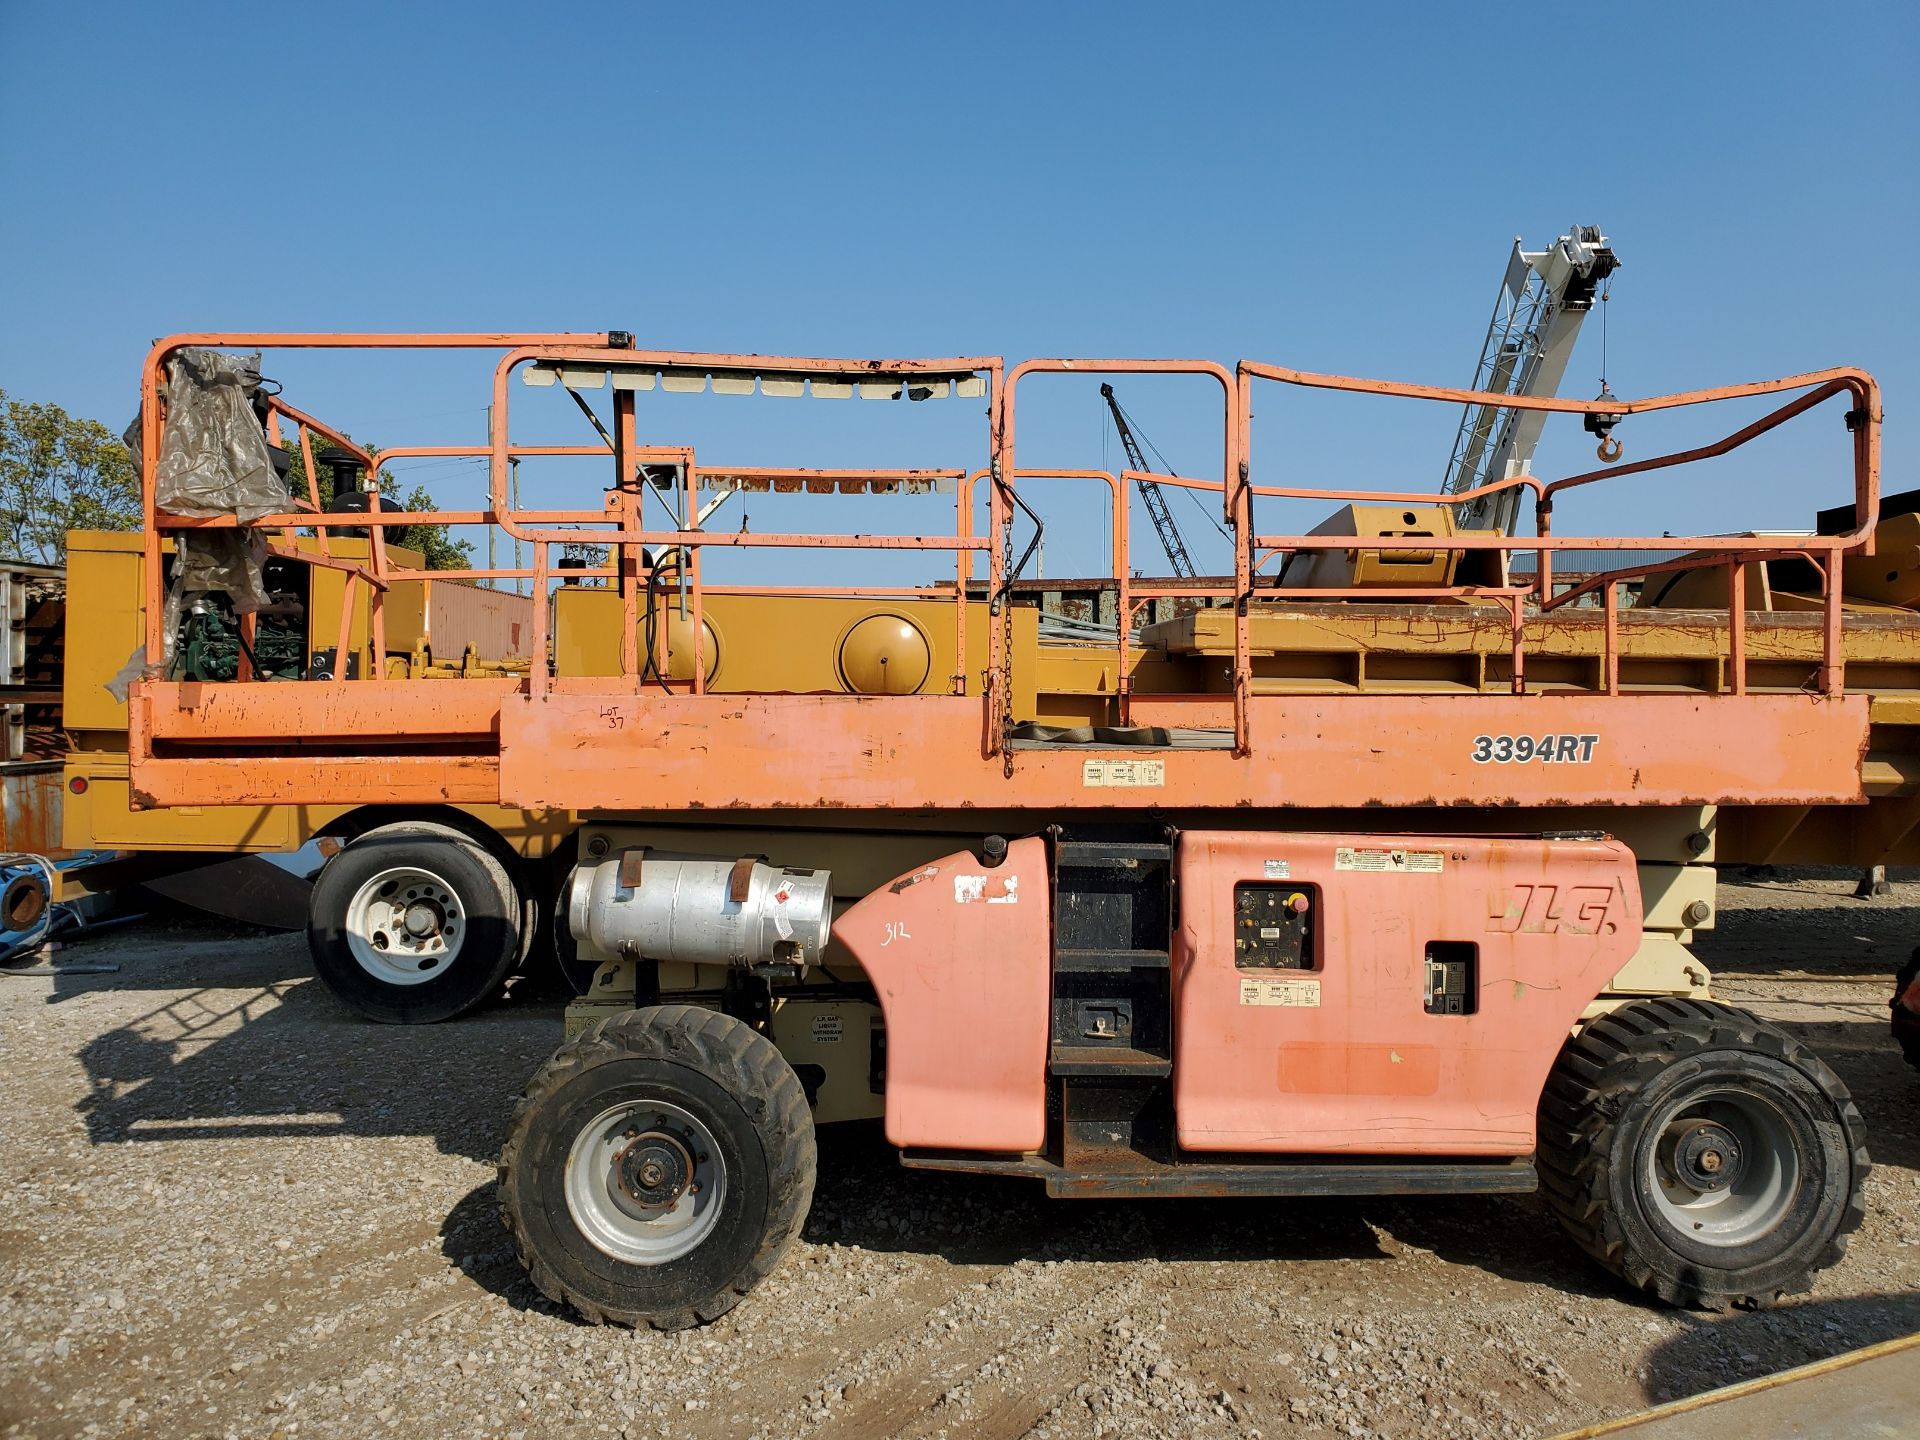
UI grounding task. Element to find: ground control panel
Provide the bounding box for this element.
[1232,883,1315,968]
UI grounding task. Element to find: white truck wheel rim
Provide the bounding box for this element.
[344,866,467,986]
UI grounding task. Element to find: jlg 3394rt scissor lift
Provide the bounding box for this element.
[121,333,1890,1327]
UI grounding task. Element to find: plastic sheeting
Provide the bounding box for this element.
[151,350,285,521]
[117,350,292,689]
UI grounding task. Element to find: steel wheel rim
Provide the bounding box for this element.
[1643,1088,1801,1250]
[343,866,467,985]
[564,1099,726,1266]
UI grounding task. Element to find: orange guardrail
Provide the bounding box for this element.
[134,334,1883,767]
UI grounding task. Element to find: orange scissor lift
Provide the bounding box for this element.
[127,334,1884,1329]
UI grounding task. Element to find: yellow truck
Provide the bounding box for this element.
[59,526,1107,1023]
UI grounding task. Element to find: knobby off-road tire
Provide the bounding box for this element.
[498,1005,816,1330]
[1894,949,1920,1074]
[1538,997,1868,1310]
[307,822,523,1024]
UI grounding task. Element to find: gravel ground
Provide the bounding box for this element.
[2,870,1917,1440]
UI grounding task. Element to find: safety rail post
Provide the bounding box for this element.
[1822,553,1844,694]
[686,460,707,697]
[954,473,978,697]
[987,387,1008,761]
[361,453,388,679]
[1507,596,1526,695]
[1602,581,1620,696]
[614,389,639,688]
[614,488,641,691]
[332,573,358,685]
[530,540,550,700]
[295,419,330,556]
[1729,561,1748,695]
[1231,368,1254,756]
[1534,498,1554,606]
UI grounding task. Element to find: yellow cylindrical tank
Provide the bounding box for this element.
[649,610,721,685]
[836,613,931,695]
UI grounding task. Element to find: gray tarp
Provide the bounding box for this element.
[111,349,293,696]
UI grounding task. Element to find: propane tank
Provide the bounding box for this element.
[568,851,833,972]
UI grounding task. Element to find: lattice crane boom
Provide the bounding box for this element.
[1101,382,1197,579]
[1444,225,1619,534]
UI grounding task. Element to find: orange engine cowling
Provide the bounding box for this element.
[834,839,1052,1153]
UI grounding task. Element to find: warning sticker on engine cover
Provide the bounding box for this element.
[1239,976,1322,1007]
[1081,758,1165,788]
[1334,847,1444,874]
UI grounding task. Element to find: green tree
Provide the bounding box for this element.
[283,438,473,571]
[0,389,141,563]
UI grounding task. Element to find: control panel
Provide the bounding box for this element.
[1232,883,1316,969]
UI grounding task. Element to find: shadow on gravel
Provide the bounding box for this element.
[1694,886,1920,1173]
[70,919,566,1163]
[1761,1012,1920,1174]
[437,1183,567,1321]
[1696,895,1915,981]
[440,1119,1641,1319]
[72,901,1920,1333]
[39,917,314,1006]
[1639,1292,1920,1405]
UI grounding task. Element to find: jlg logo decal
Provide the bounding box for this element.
[1487,884,1617,935]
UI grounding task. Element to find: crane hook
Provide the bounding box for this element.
[1584,382,1625,464]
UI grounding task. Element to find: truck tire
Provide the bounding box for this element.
[498,1005,815,1329]
[1538,997,1868,1310]
[307,822,522,1024]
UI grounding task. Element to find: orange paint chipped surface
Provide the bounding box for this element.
[1172,832,1640,1155]
[832,840,1051,1152]
[485,692,1869,813]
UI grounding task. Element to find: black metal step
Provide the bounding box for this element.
[1056,840,1172,864]
[1054,947,1171,972]
[1050,1044,1172,1079]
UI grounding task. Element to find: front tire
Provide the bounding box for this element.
[1539,998,1868,1310]
[307,822,522,1024]
[498,1005,815,1329]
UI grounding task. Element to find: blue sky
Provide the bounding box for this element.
[2,2,1914,582]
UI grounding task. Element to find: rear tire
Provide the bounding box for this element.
[1538,997,1868,1310]
[307,823,522,1024]
[498,1005,815,1329]
[1894,949,1920,1073]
